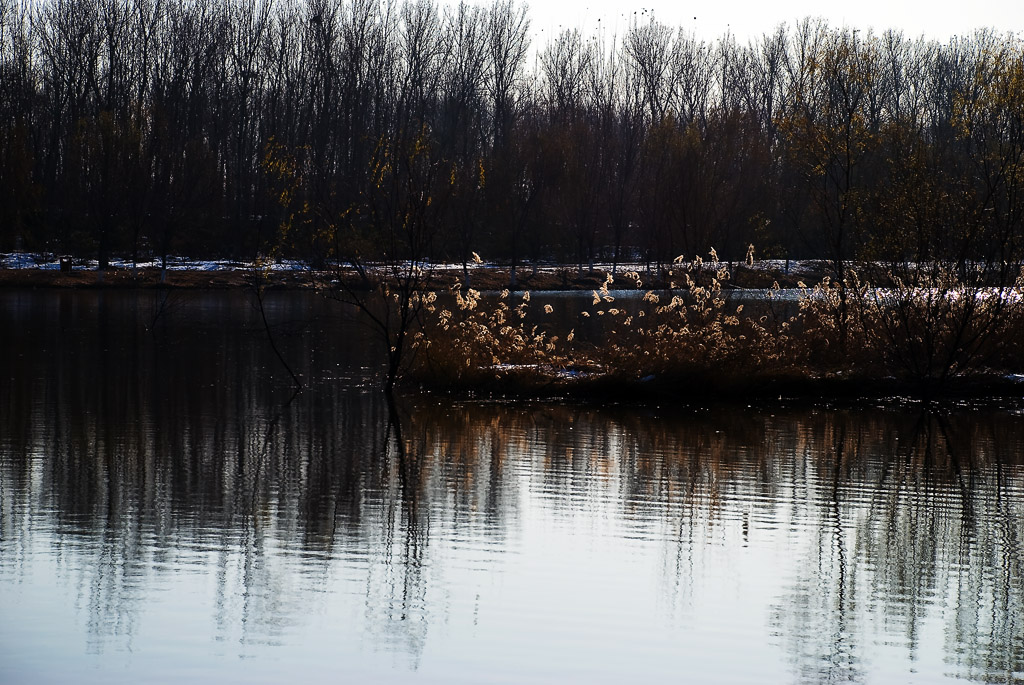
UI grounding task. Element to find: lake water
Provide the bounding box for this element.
[1,290,1022,683]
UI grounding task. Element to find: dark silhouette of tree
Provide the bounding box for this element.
[1,0,1023,284]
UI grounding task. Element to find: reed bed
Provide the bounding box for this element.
[409,251,1024,398]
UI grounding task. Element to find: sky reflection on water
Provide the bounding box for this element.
[0,291,1022,683]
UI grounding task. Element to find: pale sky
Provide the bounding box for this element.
[526,0,1024,45]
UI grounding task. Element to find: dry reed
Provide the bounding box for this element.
[408,251,1024,396]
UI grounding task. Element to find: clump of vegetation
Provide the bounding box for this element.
[412,284,584,390]
[797,264,1024,387]
[409,250,1024,398]
[410,249,804,394]
[581,251,805,388]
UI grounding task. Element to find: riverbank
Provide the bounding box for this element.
[8,255,1024,404]
[3,271,1022,405]
[0,257,821,291]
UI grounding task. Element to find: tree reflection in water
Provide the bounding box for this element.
[768,410,1024,683]
[0,290,1022,682]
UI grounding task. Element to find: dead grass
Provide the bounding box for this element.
[410,252,1024,399]
[411,252,811,392]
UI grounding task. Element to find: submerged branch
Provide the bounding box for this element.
[252,265,304,391]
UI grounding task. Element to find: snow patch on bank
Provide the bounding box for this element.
[0,253,311,272]
[2,253,824,272]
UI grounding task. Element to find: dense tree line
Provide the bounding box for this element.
[1,0,1023,274]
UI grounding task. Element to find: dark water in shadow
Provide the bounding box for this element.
[1,290,1022,683]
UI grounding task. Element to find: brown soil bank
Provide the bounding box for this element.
[0,263,819,290]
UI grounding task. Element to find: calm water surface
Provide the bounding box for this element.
[1,290,1022,683]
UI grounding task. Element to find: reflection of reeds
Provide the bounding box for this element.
[411,252,1024,396]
